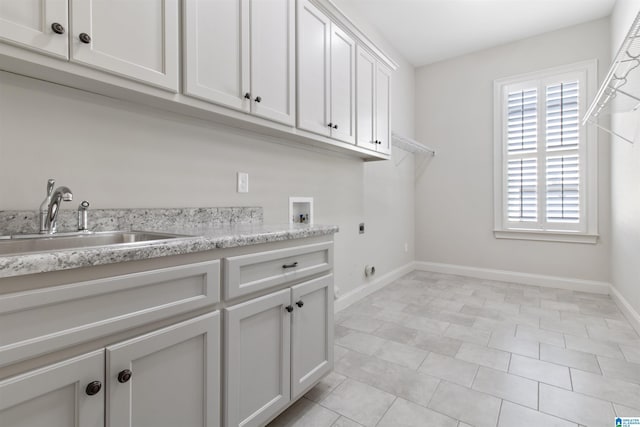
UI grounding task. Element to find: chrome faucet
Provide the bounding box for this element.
[39,179,73,234]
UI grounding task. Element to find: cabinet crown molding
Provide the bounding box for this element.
[310,0,399,71]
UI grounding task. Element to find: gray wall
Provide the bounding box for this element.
[610,0,640,314]
[0,21,416,297]
[414,18,612,283]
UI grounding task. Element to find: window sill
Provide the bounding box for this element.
[494,229,599,244]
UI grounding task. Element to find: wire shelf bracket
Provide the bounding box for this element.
[583,11,640,144]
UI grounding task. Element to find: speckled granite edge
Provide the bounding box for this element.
[0,207,263,235]
[0,224,339,279]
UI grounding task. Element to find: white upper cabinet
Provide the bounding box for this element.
[70,0,179,92]
[250,0,295,125]
[298,0,356,143]
[184,0,295,126]
[356,46,392,154]
[0,0,394,159]
[330,25,356,144]
[356,46,376,150]
[0,0,68,58]
[183,0,249,111]
[375,63,392,154]
[297,0,331,136]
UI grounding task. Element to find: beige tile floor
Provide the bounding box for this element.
[268,271,640,427]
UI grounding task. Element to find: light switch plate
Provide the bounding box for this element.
[237,172,249,193]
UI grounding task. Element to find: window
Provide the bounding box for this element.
[493,61,598,243]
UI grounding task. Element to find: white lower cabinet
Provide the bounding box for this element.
[224,274,333,427]
[106,312,220,427]
[291,275,334,397]
[224,289,291,427]
[0,240,334,427]
[0,312,220,427]
[0,350,105,427]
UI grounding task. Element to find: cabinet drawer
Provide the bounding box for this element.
[223,242,333,299]
[0,261,220,367]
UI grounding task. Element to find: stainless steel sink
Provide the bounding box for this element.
[0,231,186,256]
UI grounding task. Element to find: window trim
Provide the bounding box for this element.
[493,60,599,244]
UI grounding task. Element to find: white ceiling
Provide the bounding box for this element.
[340,0,616,67]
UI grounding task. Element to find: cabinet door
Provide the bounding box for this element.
[0,350,104,427]
[0,0,68,58]
[291,274,333,398]
[250,0,295,125]
[183,0,250,112]
[330,25,356,144]
[106,312,220,427]
[297,0,331,136]
[225,289,291,427]
[376,64,391,154]
[356,47,377,151]
[376,63,392,154]
[70,0,179,92]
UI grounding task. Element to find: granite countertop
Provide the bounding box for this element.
[0,207,338,279]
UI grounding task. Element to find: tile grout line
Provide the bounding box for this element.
[373,396,397,427]
[494,399,504,427]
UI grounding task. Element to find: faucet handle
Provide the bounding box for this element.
[78,200,90,231]
[46,179,55,196]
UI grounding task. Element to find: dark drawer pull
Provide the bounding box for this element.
[282,262,298,269]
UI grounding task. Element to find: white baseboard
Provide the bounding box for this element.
[334,262,415,312]
[416,261,640,333]
[414,261,611,294]
[333,260,640,335]
[609,284,640,335]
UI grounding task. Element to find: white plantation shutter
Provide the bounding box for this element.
[546,155,580,222]
[507,158,537,221]
[507,89,538,153]
[545,81,581,224]
[495,61,597,242]
[498,65,594,236]
[546,82,580,150]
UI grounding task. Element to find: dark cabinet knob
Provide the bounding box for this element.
[282,261,298,269]
[244,93,251,99]
[333,124,338,130]
[285,305,294,313]
[85,381,102,396]
[295,300,304,308]
[79,33,91,44]
[328,123,333,127]
[117,369,132,383]
[255,96,262,103]
[51,23,65,35]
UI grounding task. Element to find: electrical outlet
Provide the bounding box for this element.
[237,172,249,193]
[404,242,409,253]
